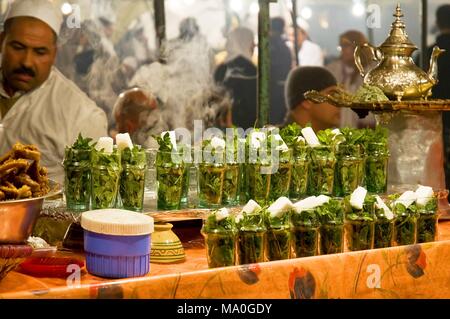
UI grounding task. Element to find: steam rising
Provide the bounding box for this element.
[130,35,230,136]
[57,19,121,129]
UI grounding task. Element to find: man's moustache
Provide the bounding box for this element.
[13,68,35,77]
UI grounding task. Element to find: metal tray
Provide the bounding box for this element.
[304,89,450,112]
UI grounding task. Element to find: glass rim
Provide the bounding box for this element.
[337,144,362,151]
[310,145,334,149]
[201,227,237,235]
[345,216,375,222]
[63,161,90,167]
[65,147,92,152]
[321,220,344,226]
[91,164,121,170]
[157,149,185,154]
[199,161,226,167]
[92,148,120,155]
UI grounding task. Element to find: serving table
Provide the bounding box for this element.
[1,217,449,299]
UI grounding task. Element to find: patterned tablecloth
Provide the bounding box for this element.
[1,221,449,299]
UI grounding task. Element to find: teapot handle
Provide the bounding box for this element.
[354,43,383,78]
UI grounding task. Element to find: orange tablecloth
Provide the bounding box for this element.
[1,221,450,299]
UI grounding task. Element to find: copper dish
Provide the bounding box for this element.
[0,180,62,244]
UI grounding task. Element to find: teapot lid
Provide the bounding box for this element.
[380,4,417,50]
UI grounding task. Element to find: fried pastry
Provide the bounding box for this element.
[0,142,49,201]
[14,173,41,192]
[17,185,32,199]
[0,181,19,198]
[0,159,30,178]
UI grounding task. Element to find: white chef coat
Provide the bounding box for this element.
[298,39,324,66]
[0,67,108,183]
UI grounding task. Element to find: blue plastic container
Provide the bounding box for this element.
[81,209,154,279]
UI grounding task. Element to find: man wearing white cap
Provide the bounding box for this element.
[0,0,108,183]
[294,20,324,67]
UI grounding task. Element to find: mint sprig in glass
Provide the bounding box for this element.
[268,135,292,201]
[91,147,122,209]
[391,193,418,246]
[156,133,185,210]
[280,124,309,200]
[120,146,147,212]
[364,127,389,194]
[344,194,376,251]
[416,195,438,243]
[334,128,365,197]
[198,138,226,208]
[317,199,345,255]
[264,205,291,261]
[63,133,94,212]
[290,208,319,258]
[222,133,240,206]
[202,209,237,268]
[236,210,267,265]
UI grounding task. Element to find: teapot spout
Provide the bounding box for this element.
[427,46,446,84]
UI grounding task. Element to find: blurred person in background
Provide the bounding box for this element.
[56,15,83,81]
[284,66,340,132]
[178,17,200,42]
[421,5,450,191]
[270,17,292,125]
[214,27,257,129]
[116,24,153,66]
[112,87,166,148]
[97,16,116,58]
[111,56,138,95]
[130,17,215,134]
[294,20,324,66]
[164,16,214,72]
[421,5,450,100]
[184,86,233,132]
[326,30,375,128]
[72,20,101,86]
[72,19,120,132]
[0,0,107,182]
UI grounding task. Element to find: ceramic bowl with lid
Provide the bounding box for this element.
[81,209,154,278]
[151,223,185,264]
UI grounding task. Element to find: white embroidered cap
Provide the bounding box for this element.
[5,0,63,36]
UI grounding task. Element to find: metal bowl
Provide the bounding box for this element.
[0,180,62,244]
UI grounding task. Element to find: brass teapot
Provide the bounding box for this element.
[354,4,445,101]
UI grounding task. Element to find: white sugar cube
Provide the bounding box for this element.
[215,208,230,221]
[242,199,262,215]
[375,195,394,220]
[415,185,434,206]
[294,196,318,213]
[315,195,331,206]
[350,186,367,210]
[268,197,293,218]
[96,137,114,154]
[301,127,320,146]
[116,133,133,151]
[396,191,417,209]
